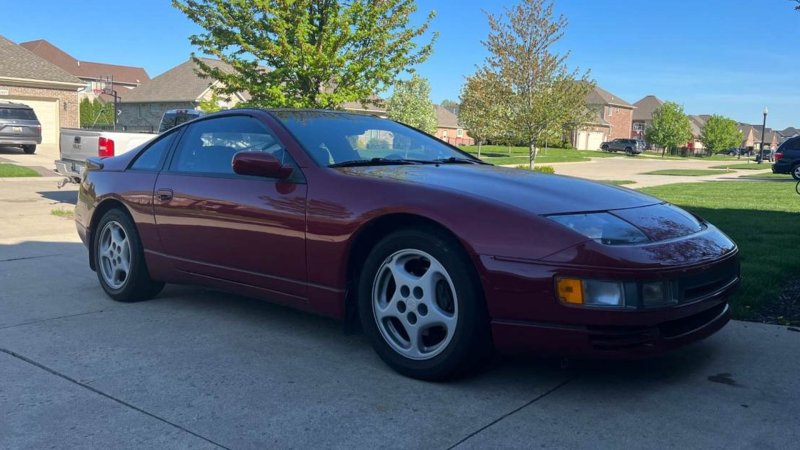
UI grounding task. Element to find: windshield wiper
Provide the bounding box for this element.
[328,158,424,168]
[431,157,487,165]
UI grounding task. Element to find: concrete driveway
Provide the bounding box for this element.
[1,179,799,449]
[546,155,772,188]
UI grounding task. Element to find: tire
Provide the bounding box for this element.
[625,147,632,155]
[357,227,492,380]
[601,145,608,151]
[792,164,800,181]
[22,145,36,154]
[93,208,164,302]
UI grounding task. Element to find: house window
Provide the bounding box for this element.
[633,122,645,132]
[457,128,463,137]
[608,106,614,117]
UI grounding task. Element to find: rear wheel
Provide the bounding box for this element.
[93,208,164,302]
[358,228,492,380]
[22,145,36,154]
[792,164,800,181]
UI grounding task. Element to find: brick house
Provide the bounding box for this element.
[0,35,83,156]
[572,85,634,150]
[631,95,663,141]
[20,39,148,102]
[118,58,249,131]
[433,105,474,146]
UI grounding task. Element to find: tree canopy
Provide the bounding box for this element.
[474,0,593,168]
[645,102,693,156]
[387,75,437,134]
[173,0,436,108]
[700,115,743,153]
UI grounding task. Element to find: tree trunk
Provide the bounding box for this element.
[661,146,666,158]
[478,141,482,158]
[529,142,537,170]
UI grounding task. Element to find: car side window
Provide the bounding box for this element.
[130,131,177,171]
[171,115,292,175]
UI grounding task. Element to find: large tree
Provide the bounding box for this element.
[173,0,436,108]
[700,115,743,154]
[387,75,437,134]
[645,102,693,157]
[476,0,593,168]
[459,70,510,156]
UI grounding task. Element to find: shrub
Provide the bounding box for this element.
[515,165,555,174]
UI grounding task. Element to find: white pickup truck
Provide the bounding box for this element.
[55,129,155,182]
[55,109,206,182]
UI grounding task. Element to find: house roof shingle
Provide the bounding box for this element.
[434,104,462,129]
[20,39,149,86]
[632,95,664,121]
[586,85,633,109]
[120,58,237,103]
[0,35,83,85]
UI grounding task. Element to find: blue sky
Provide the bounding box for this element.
[2,0,798,128]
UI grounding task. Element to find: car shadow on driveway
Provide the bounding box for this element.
[37,190,77,205]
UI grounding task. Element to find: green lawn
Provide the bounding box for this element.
[0,164,39,177]
[740,172,791,180]
[640,182,800,322]
[642,169,735,176]
[601,179,636,186]
[463,145,622,165]
[710,163,771,170]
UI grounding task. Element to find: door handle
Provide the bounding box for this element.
[156,188,174,201]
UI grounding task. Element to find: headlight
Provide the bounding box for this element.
[557,278,626,307]
[547,212,649,245]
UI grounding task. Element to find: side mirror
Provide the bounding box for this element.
[232,152,293,179]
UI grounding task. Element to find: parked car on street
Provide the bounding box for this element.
[75,109,739,380]
[0,101,42,154]
[755,148,775,163]
[772,136,800,179]
[600,138,642,154]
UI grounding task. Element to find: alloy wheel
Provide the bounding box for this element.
[371,249,458,360]
[98,220,131,290]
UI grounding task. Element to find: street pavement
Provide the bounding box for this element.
[1,179,798,449]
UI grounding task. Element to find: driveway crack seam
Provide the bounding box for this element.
[0,254,62,263]
[0,310,107,331]
[0,347,231,450]
[445,374,579,449]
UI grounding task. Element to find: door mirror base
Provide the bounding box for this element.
[232,152,293,179]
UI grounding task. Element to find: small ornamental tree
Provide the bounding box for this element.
[700,115,743,154]
[645,102,693,157]
[387,75,437,134]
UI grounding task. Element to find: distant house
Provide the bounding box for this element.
[433,105,474,146]
[118,58,249,131]
[20,39,148,101]
[572,85,634,150]
[0,35,83,151]
[687,115,709,154]
[631,95,664,140]
[777,127,800,144]
[738,123,778,150]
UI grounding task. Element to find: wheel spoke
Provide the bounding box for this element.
[386,255,417,287]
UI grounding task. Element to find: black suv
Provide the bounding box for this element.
[773,136,800,180]
[0,102,42,154]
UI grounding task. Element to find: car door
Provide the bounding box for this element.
[152,114,309,301]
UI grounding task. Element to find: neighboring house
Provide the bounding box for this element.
[433,105,474,146]
[572,85,634,150]
[687,115,708,154]
[0,35,83,153]
[20,39,148,101]
[739,123,779,150]
[777,127,800,144]
[631,95,663,140]
[118,58,249,131]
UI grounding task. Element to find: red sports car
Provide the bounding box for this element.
[76,109,739,380]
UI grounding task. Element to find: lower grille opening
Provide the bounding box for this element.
[660,303,727,338]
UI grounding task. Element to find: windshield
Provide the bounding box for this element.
[272,111,477,166]
[159,111,203,133]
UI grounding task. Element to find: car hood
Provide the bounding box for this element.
[338,164,661,215]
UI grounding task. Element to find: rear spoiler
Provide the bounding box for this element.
[86,157,105,171]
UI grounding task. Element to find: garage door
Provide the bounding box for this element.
[576,131,605,150]
[5,97,59,144]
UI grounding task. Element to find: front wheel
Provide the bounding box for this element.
[358,228,492,380]
[93,208,164,302]
[22,145,36,154]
